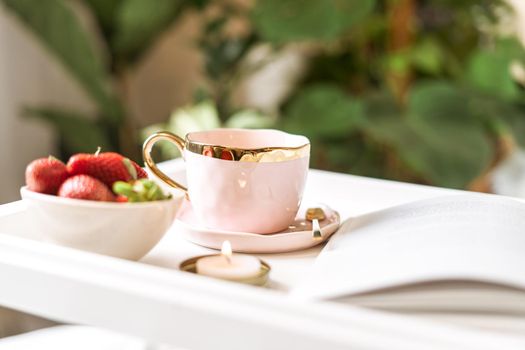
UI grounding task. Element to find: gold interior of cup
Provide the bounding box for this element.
[185,140,310,163]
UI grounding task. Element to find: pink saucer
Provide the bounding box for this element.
[174,201,340,253]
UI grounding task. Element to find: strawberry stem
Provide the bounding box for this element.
[112,179,171,202]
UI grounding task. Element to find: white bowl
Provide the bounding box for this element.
[20,187,184,260]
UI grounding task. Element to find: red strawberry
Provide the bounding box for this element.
[58,175,115,202]
[132,161,148,179]
[202,146,214,157]
[115,195,128,203]
[25,156,69,194]
[67,152,147,188]
[220,150,234,161]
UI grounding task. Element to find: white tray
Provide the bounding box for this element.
[0,160,521,350]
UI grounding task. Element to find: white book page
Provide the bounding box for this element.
[337,281,525,314]
[292,194,525,300]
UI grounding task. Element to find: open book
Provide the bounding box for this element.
[292,194,525,334]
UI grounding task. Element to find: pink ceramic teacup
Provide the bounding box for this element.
[143,129,310,234]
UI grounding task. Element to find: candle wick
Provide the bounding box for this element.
[224,254,232,265]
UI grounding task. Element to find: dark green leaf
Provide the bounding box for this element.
[1,0,123,123]
[363,115,492,189]
[24,108,113,154]
[202,35,257,80]
[408,81,469,121]
[322,135,387,178]
[283,84,364,138]
[83,0,123,38]
[252,0,375,43]
[362,84,493,188]
[408,118,492,188]
[408,82,492,187]
[112,0,184,61]
[467,92,523,140]
[337,0,376,30]
[189,0,210,9]
[499,102,525,147]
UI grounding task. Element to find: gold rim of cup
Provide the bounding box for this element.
[185,141,310,163]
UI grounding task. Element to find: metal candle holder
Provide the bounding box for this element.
[179,255,271,286]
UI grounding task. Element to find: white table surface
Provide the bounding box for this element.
[144,160,459,292]
[0,159,523,350]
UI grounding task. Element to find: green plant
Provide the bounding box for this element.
[6,0,525,190]
[0,0,205,160]
[185,0,525,189]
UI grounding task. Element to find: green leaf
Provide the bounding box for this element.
[467,92,525,143]
[384,51,411,75]
[408,118,492,188]
[409,82,492,187]
[112,0,184,61]
[83,0,123,37]
[283,84,364,138]
[410,38,445,75]
[321,135,388,178]
[362,84,493,188]
[225,110,274,129]
[252,0,375,43]
[466,50,519,100]
[168,101,221,135]
[1,0,122,123]
[408,81,469,121]
[24,108,113,154]
[494,101,525,147]
[363,116,492,189]
[495,37,525,65]
[337,0,376,30]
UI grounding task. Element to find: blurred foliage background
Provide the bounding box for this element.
[2,0,525,190]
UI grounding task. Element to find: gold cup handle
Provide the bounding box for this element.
[142,131,188,194]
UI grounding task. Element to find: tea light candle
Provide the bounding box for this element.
[196,241,261,280]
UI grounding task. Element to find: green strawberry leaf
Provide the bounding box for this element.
[113,179,171,202]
